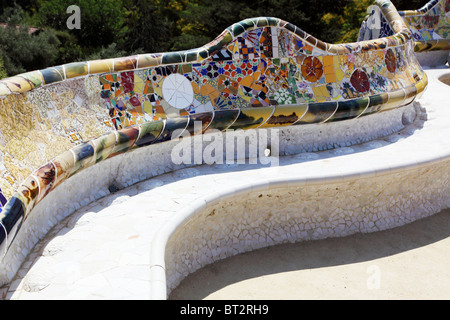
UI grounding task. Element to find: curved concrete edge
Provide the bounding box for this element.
[0,100,418,288]
[150,155,450,299]
[148,68,450,300]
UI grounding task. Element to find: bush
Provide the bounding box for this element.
[0,5,60,77]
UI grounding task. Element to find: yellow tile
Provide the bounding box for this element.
[325,72,336,84]
[143,100,152,114]
[240,75,254,87]
[89,59,114,74]
[312,85,330,102]
[134,81,144,94]
[324,65,335,74]
[335,69,345,83]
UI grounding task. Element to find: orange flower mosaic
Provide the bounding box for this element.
[301,57,324,83]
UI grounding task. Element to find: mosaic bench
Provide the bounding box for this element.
[0,0,430,286]
[398,0,450,65]
[359,0,450,54]
[399,0,450,53]
[4,68,449,299]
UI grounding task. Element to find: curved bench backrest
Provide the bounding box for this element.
[399,0,450,52]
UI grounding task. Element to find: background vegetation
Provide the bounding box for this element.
[0,0,427,79]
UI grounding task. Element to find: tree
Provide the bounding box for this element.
[119,0,173,54]
[0,54,7,79]
[172,0,348,51]
[0,5,60,77]
[0,0,433,77]
[323,0,373,43]
[36,0,126,51]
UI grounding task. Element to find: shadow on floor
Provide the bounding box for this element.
[169,209,450,299]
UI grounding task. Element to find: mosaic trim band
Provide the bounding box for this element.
[0,0,428,261]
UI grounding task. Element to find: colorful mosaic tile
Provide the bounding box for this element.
[399,0,450,52]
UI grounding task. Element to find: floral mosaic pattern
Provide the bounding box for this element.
[399,0,450,51]
[99,20,425,130]
[0,0,428,262]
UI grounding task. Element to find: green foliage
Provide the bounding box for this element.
[338,0,374,43]
[36,0,126,49]
[53,30,83,65]
[173,0,348,50]
[0,55,7,79]
[0,5,60,76]
[84,43,128,60]
[119,0,173,53]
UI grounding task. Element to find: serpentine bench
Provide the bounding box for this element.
[0,0,437,293]
[399,0,450,65]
